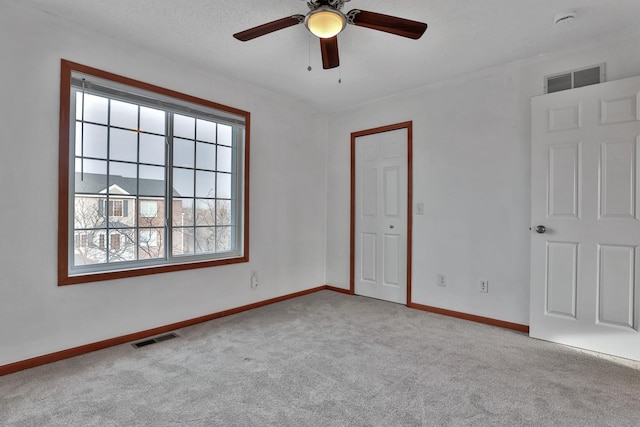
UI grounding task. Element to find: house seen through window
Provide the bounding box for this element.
[59,60,250,284]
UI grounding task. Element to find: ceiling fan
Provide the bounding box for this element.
[233,0,428,70]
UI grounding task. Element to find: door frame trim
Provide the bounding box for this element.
[350,121,413,305]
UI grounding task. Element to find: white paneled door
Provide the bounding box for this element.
[531,76,640,361]
[354,126,409,304]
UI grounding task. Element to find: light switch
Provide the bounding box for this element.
[416,203,424,215]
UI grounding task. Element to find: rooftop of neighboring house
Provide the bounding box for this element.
[74,172,181,197]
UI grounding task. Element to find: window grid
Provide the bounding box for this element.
[74,94,175,265]
[169,115,236,257]
[61,61,248,285]
[71,82,242,272]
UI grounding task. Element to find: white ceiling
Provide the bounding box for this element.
[14,0,640,112]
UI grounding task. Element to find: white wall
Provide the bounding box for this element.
[0,2,327,366]
[325,32,640,325]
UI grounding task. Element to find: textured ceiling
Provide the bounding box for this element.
[13,0,640,112]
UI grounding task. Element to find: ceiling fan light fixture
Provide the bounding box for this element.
[306,7,346,38]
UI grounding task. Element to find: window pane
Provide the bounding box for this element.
[78,123,108,159]
[74,196,102,228]
[172,227,194,256]
[110,200,123,216]
[139,133,165,166]
[108,198,135,226]
[110,232,121,251]
[217,124,232,146]
[196,142,216,170]
[173,138,194,168]
[139,165,165,197]
[139,228,164,259]
[76,94,83,121]
[195,227,216,254]
[174,114,195,139]
[109,161,137,194]
[173,168,194,198]
[73,231,100,265]
[140,200,159,218]
[196,119,216,143]
[139,199,163,227]
[109,229,136,262]
[195,199,216,226]
[110,128,138,162]
[216,173,232,199]
[216,226,232,252]
[173,198,193,227]
[140,106,165,135]
[74,231,106,266]
[74,159,107,193]
[82,93,108,124]
[217,146,232,172]
[110,99,138,130]
[196,170,215,198]
[216,199,232,226]
[75,123,82,157]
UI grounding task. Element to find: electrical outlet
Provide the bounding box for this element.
[480,280,489,293]
[251,271,259,288]
[437,274,446,287]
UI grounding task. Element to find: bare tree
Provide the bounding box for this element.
[73,195,233,264]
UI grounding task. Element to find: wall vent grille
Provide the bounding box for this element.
[132,333,179,348]
[545,64,606,94]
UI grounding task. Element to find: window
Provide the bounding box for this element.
[140,200,158,218]
[100,199,126,217]
[110,233,121,251]
[140,230,158,247]
[111,200,123,216]
[74,233,87,248]
[59,60,250,285]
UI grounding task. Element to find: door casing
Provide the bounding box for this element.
[350,121,413,305]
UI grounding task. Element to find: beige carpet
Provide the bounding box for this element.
[1,290,639,426]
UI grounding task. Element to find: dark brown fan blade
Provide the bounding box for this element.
[233,15,304,41]
[320,36,339,69]
[348,10,427,39]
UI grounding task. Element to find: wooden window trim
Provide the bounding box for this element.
[58,60,250,286]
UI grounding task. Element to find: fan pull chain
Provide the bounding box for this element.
[338,67,342,84]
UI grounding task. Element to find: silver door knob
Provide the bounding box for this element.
[535,225,546,234]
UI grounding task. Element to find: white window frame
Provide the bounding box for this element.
[58,60,250,285]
